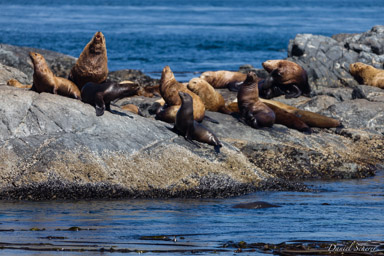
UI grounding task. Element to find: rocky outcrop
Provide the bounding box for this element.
[1,27,383,200]
[287,25,384,90]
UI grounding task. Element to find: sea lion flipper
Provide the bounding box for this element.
[95,92,106,116]
[203,115,219,124]
[285,84,302,99]
[105,102,111,112]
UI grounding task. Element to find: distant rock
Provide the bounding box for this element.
[0,43,76,83]
[233,201,280,209]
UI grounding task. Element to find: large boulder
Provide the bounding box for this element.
[0,63,30,85]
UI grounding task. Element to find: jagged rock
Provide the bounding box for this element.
[0,43,76,83]
[0,63,30,85]
[287,26,384,89]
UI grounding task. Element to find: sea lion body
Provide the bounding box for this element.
[69,31,108,89]
[157,66,205,123]
[200,70,247,90]
[237,72,275,128]
[350,62,384,89]
[262,60,310,98]
[29,52,81,99]
[81,81,139,116]
[175,91,222,149]
[7,79,32,89]
[259,98,341,128]
[187,78,232,114]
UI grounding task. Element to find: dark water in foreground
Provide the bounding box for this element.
[0,0,383,80]
[0,171,383,255]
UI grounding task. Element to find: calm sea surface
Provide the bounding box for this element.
[0,0,383,80]
[0,1,383,255]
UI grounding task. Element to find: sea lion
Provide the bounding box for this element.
[81,81,139,116]
[68,31,108,89]
[7,79,32,89]
[29,52,81,99]
[121,104,142,115]
[120,80,160,98]
[237,71,275,128]
[187,78,232,114]
[349,62,384,89]
[261,60,311,98]
[157,66,205,123]
[175,91,222,150]
[200,70,247,91]
[259,99,341,128]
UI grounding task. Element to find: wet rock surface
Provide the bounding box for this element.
[0,26,383,200]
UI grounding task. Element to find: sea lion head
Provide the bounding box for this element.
[262,59,285,72]
[349,62,367,75]
[187,78,203,91]
[243,71,258,84]
[160,65,175,83]
[178,91,193,104]
[200,71,213,81]
[89,31,106,54]
[29,52,47,70]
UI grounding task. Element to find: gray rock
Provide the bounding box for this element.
[0,63,30,85]
[287,26,384,89]
[0,43,76,83]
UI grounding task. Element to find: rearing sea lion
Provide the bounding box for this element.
[261,60,310,98]
[237,71,275,128]
[29,52,81,99]
[175,91,222,151]
[157,66,205,123]
[69,31,108,89]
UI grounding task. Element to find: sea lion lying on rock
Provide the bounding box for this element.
[175,91,222,151]
[187,78,232,114]
[350,62,384,89]
[261,59,311,98]
[156,66,205,123]
[237,71,275,128]
[69,31,108,89]
[29,52,81,99]
[81,81,139,116]
[200,70,247,91]
[7,79,32,89]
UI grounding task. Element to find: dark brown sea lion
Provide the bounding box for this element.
[259,98,341,128]
[200,70,247,91]
[233,201,280,209]
[175,91,222,151]
[237,71,275,128]
[261,60,311,98]
[29,52,81,99]
[69,31,108,89]
[157,66,205,123]
[81,81,139,116]
[187,78,232,114]
[350,62,384,89]
[7,79,32,89]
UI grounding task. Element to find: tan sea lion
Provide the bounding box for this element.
[29,52,81,99]
[349,62,384,89]
[7,79,32,89]
[175,91,222,151]
[121,104,141,115]
[157,66,205,123]
[261,59,310,98]
[237,71,275,128]
[81,81,139,116]
[187,78,232,114]
[200,70,247,91]
[69,31,108,89]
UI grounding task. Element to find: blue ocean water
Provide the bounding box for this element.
[0,0,383,80]
[0,172,383,255]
